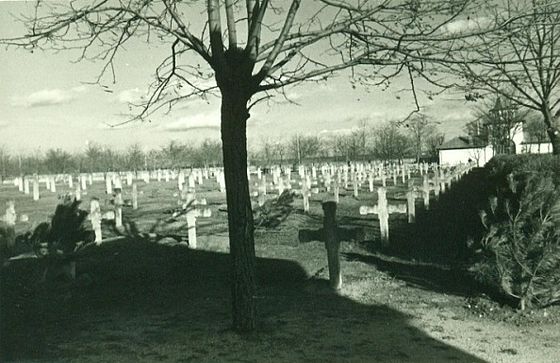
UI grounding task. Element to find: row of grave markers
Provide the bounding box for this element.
[5,168,228,209]
[2,188,211,251]
[3,162,468,252]
[248,161,470,215]
[6,160,439,203]
[299,162,475,290]
[359,162,475,244]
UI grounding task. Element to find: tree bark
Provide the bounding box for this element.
[543,108,560,155]
[220,89,256,332]
[546,129,560,154]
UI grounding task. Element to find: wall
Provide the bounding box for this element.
[439,146,493,167]
[511,122,524,152]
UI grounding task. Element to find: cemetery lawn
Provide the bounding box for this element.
[3,180,560,362]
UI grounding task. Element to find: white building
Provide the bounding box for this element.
[438,137,494,167]
[438,96,556,166]
[438,121,553,166]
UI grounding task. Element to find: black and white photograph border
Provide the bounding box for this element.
[1,0,560,362]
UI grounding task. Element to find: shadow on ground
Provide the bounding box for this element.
[337,167,518,308]
[390,168,491,262]
[341,251,515,309]
[2,240,486,362]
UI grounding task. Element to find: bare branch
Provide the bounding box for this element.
[224,0,237,49]
[207,0,224,65]
[256,0,301,80]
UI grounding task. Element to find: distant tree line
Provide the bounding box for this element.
[0,117,446,178]
[250,117,445,165]
[0,139,222,177]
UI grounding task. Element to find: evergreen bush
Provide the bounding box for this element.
[471,172,560,309]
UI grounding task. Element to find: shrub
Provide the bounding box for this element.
[254,190,294,228]
[486,154,560,186]
[471,172,560,309]
[6,198,92,264]
[0,223,16,262]
[46,198,91,254]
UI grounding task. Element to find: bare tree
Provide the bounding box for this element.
[193,139,222,167]
[125,143,145,171]
[5,0,482,331]
[161,140,188,168]
[0,146,10,179]
[101,147,118,171]
[448,0,560,153]
[333,134,352,162]
[257,137,277,165]
[146,149,163,170]
[403,113,439,162]
[424,125,445,160]
[333,131,365,162]
[524,113,549,152]
[475,95,528,154]
[290,134,321,164]
[84,142,104,172]
[44,148,75,174]
[273,140,287,164]
[371,121,411,161]
[465,119,488,143]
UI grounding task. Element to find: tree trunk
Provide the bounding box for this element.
[220,90,256,333]
[543,107,560,154]
[546,130,560,154]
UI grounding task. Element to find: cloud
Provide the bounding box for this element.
[174,96,213,110]
[284,91,303,101]
[318,128,354,135]
[71,85,87,93]
[424,98,475,121]
[97,120,139,130]
[117,88,144,104]
[11,88,78,108]
[441,17,491,34]
[160,112,220,132]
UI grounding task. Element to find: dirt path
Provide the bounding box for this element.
[288,241,560,363]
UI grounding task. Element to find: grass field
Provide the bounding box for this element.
[2,171,560,362]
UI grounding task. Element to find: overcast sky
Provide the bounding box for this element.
[0,1,477,154]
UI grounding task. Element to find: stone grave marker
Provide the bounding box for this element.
[89,198,102,244]
[359,187,406,245]
[81,175,87,191]
[75,183,81,201]
[50,176,56,193]
[178,171,185,191]
[298,201,365,290]
[24,178,30,195]
[333,178,340,203]
[33,177,40,201]
[3,200,16,226]
[105,173,113,194]
[114,188,123,228]
[184,197,211,249]
[132,183,138,210]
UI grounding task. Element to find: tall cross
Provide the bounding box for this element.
[359,187,406,245]
[299,201,365,290]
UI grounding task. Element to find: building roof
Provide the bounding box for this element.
[438,136,487,150]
